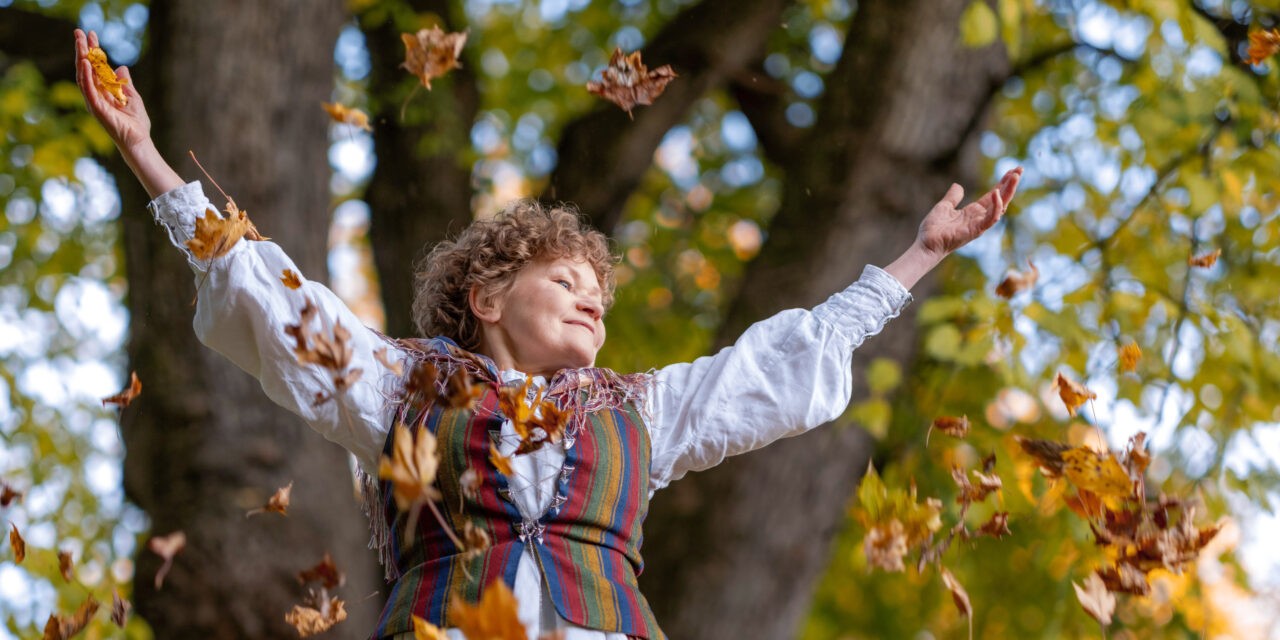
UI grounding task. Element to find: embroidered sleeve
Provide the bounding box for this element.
[644,264,912,493]
[148,181,407,472]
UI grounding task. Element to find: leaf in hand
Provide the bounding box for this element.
[281,269,303,290]
[87,47,128,105]
[102,371,141,408]
[321,102,373,131]
[246,481,293,517]
[1247,28,1280,64]
[9,524,24,563]
[378,423,442,511]
[1063,447,1132,499]
[148,531,186,589]
[586,48,677,118]
[401,26,468,90]
[1052,372,1095,417]
[1188,248,1221,268]
[995,261,1038,298]
[41,596,98,640]
[926,415,969,445]
[58,550,74,582]
[1073,571,1115,626]
[111,589,131,628]
[297,552,344,590]
[450,579,526,640]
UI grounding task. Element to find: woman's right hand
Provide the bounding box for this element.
[75,28,151,153]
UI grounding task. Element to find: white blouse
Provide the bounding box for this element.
[148,182,913,640]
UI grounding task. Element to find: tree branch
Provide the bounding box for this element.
[543,0,793,232]
[0,7,77,81]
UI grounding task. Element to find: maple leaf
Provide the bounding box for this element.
[321,102,373,131]
[297,552,345,590]
[405,361,441,403]
[281,269,303,290]
[1188,248,1221,268]
[926,415,969,445]
[413,615,449,640]
[1247,28,1280,64]
[111,589,131,628]
[1052,372,1095,417]
[379,422,442,511]
[951,466,1000,504]
[1063,447,1132,499]
[10,524,24,563]
[445,368,485,410]
[995,260,1037,298]
[148,530,186,589]
[58,550,74,582]
[1013,435,1071,478]
[246,481,293,517]
[1098,563,1150,596]
[863,519,909,572]
[976,511,1011,539]
[458,467,481,502]
[0,480,21,506]
[1073,571,1115,626]
[102,371,141,408]
[500,380,571,455]
[186,206,253,261]
[87,47,127,105]
[489,444,515,476]
[587,48,677,118]
[285,299,364,401]
[401,25,468,90]
[462,520,491,561]
[41,596,98,640]
[940,568,973,640]
[375,347,405,377]
[284,594,347,638]
[450,579,526,640]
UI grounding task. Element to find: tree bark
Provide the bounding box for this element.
[638,1,1009,638]
[114,1,382,636]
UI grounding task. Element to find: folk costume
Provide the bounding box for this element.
[150,182,913,640]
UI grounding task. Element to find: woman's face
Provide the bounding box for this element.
[476,256,606,376]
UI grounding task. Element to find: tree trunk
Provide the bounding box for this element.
[638,1,1009,638]
[114,1,382,636]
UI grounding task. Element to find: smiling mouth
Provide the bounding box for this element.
[565,320,594,335]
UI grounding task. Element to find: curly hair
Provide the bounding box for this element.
[412,199,617,350]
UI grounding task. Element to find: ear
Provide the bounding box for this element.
[469,284,502,325]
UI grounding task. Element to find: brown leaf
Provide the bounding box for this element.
[1099,563,1150,596]
[41,596,98,640]
[995,260,1037,298]
[586,48,677,118]
[321,102,373,131]
[1013,435,1072,478]
[281,269,303,290]
[1119,342,1141,373]
[58,550,74,582]
[102,371,141,408]
[444,368,484,410]
[247,481,293,517]
[87,47,127,105]
[862,519,908,572]
[1247,28,1280,64]
[0,480,21,507]
[111,588,131,628]
[458,467,481,502]
[186,206,252,261]
[285,299,363,396]
[1073,571,1115,626]
[378,423,442,511]
[9,524,24,563]
[297,552,345,590]
[461,520,491,561]
[489,444,514,476]
[940,567,972,617]
[401,26,468,90]
[148,530,186,589]
[449,579,525,640]
[976,511,1011,539]
[500,380,572,455]
[284,595,347,637]
[375,348,405,377]
[1052,372,1095,417]
[1188,248,1221,268]
[405,361,440,403]
[1125,432,1151,475]
[927,415,969,445]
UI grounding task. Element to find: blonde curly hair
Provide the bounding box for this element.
[412,199,617,350]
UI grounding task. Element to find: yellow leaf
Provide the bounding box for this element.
[413,616,449,640]
[1062,447,1132,499]
[87,47,128,105]
[321,102,373,131]
[1052,372,1095,417]
[378,423,441,510]
[1119,342,1141,373]
[281,269,303,290]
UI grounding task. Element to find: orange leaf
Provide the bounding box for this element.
[927,415,969,444]
[413,616,449,640]
[1073,571,1115,626]
[401,26,468,90]
[449,580,526,640]
[87,47,127,105]
[9,524,24,564]
[41,596,98,640]
[186,207,252,261]
[297,552,344,590]
[1188,248,1221,268]
[378,423,442,511]
[586,48,678,118]
[246,481,293,517]
[1119,342,1141,373]
[489,444,514,476]
[321,102,373,131]
[1052,372,1095,417]
[102,371,142,408]
[147,531,186,589]
[995,260,1037,298]
[281,269,303,290]
[1247,28,1280,65]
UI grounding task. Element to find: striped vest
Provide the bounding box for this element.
[367,338,665,639]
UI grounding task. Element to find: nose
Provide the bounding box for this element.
[577,296,603,321]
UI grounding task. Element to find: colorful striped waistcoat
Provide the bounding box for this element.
[367,338,665,639]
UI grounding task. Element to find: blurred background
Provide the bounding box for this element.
[1,0,1279,637]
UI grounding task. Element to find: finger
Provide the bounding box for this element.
[89,30,99,49]
[941,183,964,208]
[986,190,1004,229]
[75,29,87,57]
[999,167,1022,205]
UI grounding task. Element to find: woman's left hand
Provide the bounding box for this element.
[917,167,1023,260]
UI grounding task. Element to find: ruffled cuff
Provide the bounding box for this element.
[146,180,213,248]
[813,264,913,348]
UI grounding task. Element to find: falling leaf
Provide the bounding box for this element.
[321,102,373,131]
[927,415,969,445]
[10,524,24,563]
[862,519,909,572]
[148,531,186,589]
[401,26,468,90]
[1063,447,1132,499]
[58,550,74,582]
[976,512,1011,539]
[1013,435,1071,478]
[284,595,347,637]
[1119,342,1141,373]
[940,568,973,640]
[1073,571,1115,626]
[41,596,98,640]
[111,589,131,628]
[285,299,364,399]
[413,616,449,640]
[1,481,21,507]
[951,466,1000,504]
[1188,248,1221,268]
[281,269,303,290]
[489,444,514,476]
[1052,372,1095,417]
[405,361,440,403]
[379,423,442,511]
[450,580,526,640]
[461,520,491,561]
[247,481,294,517]
[586,48,678,118]
[499,380,571,455]
[1247,28,1280,64]
[297,553,345,590]
[458,467,481,502]
[995,261,1037,298]
[1125,432,1151,475]
[102,371,142,408]
[375,348,404,377]
[445,369,484,410]
[87,47,128,105]
[187,207,253,261]
[1099,563,1150,596]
